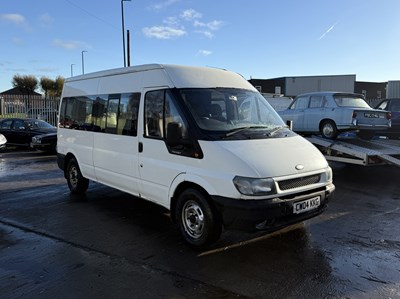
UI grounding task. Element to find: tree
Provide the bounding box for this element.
[52,76,64,97]
[12,74,39,108]
[40,77,54,100]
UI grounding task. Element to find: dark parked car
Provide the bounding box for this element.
[0,118,57,148]
[31,132,57,152]
[375,98,400,139]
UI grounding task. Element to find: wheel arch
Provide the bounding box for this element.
[319,118,336,131]
[169,177,219,224]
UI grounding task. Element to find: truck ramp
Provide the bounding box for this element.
[306,136,400,167]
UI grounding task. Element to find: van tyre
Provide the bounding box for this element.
[320,120,338,139]
[66,158,89,194]
[176,188,222,248]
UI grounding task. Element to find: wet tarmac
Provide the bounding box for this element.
[0,149,399,298]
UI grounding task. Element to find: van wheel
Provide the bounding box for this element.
[320,120,338,139]
[66,158,89,194]
[175,188,222,248]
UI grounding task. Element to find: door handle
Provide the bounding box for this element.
[138,142,143,153]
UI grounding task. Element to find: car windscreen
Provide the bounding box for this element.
[333,95,371,108]
[178,88,285,134]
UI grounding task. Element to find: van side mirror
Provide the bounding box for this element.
[166,122,182,147]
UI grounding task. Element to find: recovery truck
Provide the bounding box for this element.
[306,136,400,167]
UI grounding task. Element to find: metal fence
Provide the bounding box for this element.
[0,96,60,126]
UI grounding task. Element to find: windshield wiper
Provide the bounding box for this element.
[266,125,288,136]
[224,126,268,137]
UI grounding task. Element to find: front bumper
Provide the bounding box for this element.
[211,183,335,232]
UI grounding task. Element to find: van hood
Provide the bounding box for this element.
[209,135,328,178]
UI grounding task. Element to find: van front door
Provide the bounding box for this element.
[137,88,189,207]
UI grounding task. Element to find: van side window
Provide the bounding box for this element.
[120,93,140,136]
[106,96,120,134]
[60,93,140,135]
[145,90,189,139]
[145,90,164,138]
[165,91,188,139]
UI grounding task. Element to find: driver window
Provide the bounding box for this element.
[292,96,309,109]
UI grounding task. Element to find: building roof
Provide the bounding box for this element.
[0,87,42,96]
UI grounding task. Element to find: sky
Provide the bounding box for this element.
[1,0,400,93]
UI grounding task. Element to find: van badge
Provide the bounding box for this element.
[295,164,304,170]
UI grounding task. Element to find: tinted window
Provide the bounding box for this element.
[0,120,13,129]
[60,92,140,136]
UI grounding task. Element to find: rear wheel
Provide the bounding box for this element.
[66,158,89,194]
[320,120,338,139]
[175,188,222,248]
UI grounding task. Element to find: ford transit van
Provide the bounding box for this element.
[57,64,335,248]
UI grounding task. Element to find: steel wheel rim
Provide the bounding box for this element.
[323,123,334,137]
[69,166,78,188]
[182,200,205,239]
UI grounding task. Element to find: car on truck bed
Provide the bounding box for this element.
[278,92,391,139]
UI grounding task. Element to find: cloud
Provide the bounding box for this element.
[197,50,212,56]
[143,8,223,40]
[53,39,90,50]
[0,13,26,25]
[319,22,338,40]
[181,9,202,21]
[194,20,223,31]
[150,0,180,11]
[142,26,186,39]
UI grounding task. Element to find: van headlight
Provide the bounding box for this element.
[326,167,333,182]
[233,176,276,196]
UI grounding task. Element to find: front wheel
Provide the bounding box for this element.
[175,188,222,248]
[66,158,89,194]
[320,120,338,139]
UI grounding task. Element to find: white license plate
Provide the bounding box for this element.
[293,196,320,214]
[364,113,384,118]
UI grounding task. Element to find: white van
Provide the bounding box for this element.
[57,64,335,248]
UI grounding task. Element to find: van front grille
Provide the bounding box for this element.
[278,174,321,191]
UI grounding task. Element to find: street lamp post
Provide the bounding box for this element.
[70,64,75,77]
[121,0,131,67]
[81,50,87,74]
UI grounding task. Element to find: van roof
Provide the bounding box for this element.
[65,64,256,90]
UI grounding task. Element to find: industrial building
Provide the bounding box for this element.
[249,75,388,102]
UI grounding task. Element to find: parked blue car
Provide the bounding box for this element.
[375,98,400,139]
[278,92,391,139]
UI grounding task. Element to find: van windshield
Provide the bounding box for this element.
[178,88,285,136]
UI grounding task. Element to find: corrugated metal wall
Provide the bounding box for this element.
[387,81,400,98]
[284,75,356,97]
